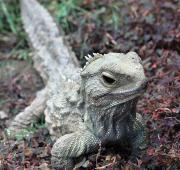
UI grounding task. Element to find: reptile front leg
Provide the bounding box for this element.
[51,131,100,169]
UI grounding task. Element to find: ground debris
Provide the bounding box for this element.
[0,0,179,169]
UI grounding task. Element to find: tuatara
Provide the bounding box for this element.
[9,0,147,169]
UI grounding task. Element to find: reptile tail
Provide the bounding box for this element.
[8,0,80,132]
[21,0,79,82]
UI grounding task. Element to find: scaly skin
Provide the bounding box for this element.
[51,52,147,169]
[15,0,147,169]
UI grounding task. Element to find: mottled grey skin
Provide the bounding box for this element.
[49,52,147,169]
[14,1,147,169]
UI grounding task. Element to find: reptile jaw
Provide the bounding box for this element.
[102,93,140,111]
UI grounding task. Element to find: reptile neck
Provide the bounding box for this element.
[84,99,137,142]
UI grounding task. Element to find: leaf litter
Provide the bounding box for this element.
[0,0,179,169]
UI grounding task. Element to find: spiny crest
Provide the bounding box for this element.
[81,53,103,71]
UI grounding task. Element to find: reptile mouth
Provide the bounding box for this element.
[93,79,148,109]
[115,79,148,96]
[119,83,147,98]
[102,79,147,98]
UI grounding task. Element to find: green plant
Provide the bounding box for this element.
[0,0,23,34]
[6,114,46,141]
[0,0,29,61]
[54,0,85,32]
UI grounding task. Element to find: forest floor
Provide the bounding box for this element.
[0,0,179,169]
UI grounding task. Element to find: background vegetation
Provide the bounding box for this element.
[0,0,179,169]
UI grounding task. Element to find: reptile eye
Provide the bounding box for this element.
[101,72,116,86]
[102,75,115,84]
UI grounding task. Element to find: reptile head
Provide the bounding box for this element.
[80,52,147,108]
